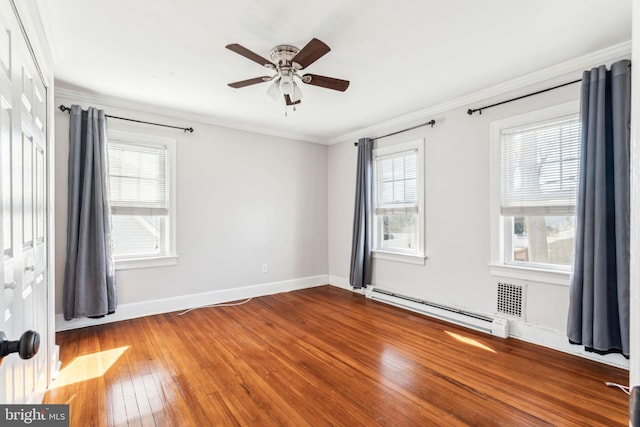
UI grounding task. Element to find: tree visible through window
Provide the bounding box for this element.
[373,138,425,260]
[499,111,580,269]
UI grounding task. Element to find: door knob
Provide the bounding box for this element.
[0,330,40,363]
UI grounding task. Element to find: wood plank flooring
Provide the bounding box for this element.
[44,285,629,426]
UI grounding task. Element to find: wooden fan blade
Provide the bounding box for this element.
[302,74,350,92]
[225,44,275,68]
[228,77,271,89]
[285,95,301,106]
[291,38,330,69]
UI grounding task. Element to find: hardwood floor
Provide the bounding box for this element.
[44,286,629,426]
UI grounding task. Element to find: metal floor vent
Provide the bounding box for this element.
[497,282,523,318]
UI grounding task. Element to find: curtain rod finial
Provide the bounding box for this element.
[467,108,474,115]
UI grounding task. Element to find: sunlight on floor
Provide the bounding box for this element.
[49,346,129,389]
[445,331,496,354]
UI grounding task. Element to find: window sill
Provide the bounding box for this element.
[373,250,427,265]
[115,255,179,271]
[489,264,570,286]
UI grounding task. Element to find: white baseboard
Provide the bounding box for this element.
[328,274,351,290]
[509,321,629,370]
[327,275,629,369]
[329,274,368,295]
[56,274,329,332]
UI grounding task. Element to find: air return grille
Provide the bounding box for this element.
[497,282,523,318]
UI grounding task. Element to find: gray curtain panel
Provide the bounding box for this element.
[567,60,631,357]
[350,138,373,289]
[63,105,117,320]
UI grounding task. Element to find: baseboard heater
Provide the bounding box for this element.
[368,288,509,338]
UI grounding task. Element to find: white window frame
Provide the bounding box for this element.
[489,101,579,285]
[107,129,178,270]
[372,138,426,265]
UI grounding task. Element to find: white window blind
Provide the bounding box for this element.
[501,115,580,216]
[376,149,418,215]
[108,141,168,216]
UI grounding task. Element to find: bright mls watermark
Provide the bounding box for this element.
[1,405,68,426]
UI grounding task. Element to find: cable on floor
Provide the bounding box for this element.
[176,297,253,316]
[604,381,630,395]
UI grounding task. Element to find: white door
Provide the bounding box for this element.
[0,1,49,404]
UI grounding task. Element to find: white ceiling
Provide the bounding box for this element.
[41,0,631,142]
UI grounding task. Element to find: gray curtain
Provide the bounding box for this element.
[567,60,631,357]
[63,105,117,320]
[350,138,373,289]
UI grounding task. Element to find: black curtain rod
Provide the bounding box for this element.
[466,79,582,115]
[354,119,436,146]
[58,105,194,133]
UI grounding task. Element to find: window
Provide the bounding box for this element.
[106,130,177,269]
[491,102,580,273]
[373,138,426,264]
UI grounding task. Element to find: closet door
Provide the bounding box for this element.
[0,1,49,404]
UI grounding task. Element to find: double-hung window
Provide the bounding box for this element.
[373,138,426,264]
[106,130,177,268]
[491,102,580,272]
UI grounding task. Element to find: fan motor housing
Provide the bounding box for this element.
[270,45,301,68]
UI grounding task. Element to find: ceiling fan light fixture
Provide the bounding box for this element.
[279,75,294,95]
[289,82,303,103]
[266,80,280,101]
[226,38,350,107]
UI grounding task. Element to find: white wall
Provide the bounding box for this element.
[54,89,328,325]
[328,70,629,368]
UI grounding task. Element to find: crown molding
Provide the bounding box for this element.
[328,41,631,145]
[56,41,630,147]
[55,84,326,144]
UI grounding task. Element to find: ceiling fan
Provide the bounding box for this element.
[226,38,349,107]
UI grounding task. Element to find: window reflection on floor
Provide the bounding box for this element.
[444,331,496,354]
[50,346,129,389]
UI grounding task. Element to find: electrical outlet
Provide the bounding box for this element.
[262,264,268,273]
